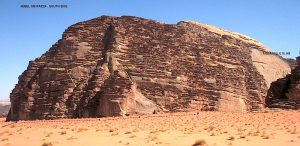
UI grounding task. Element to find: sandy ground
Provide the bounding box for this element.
[0,110,300,146]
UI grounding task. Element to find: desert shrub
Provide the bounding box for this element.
[41,142,53,146]
[192,139,207,146]
[60,131,67,135]
[228,136,235,141]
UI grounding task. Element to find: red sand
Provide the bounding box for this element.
[1,110,300,146]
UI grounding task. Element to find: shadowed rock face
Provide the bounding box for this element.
[7,16,290,121]
[266,57,300,109]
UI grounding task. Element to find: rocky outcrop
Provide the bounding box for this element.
[266,57,300,109]
[7,16,290,121]
[0,100,10,117]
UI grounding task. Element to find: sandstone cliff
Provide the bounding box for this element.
[7,16,291,121]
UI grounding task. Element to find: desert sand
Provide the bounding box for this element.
[1,110,299,146]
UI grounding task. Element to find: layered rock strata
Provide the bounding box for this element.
[7,16,291,121]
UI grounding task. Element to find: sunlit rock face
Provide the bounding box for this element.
[7,16,290,121]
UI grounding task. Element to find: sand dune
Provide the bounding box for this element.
[1,110,299,146]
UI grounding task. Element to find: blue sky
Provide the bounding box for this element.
[0,0,300,99]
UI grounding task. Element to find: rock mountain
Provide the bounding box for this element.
[7,16,291,121]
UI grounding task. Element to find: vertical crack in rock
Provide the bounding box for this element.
[76,24,115,117]
[95,23,156,117]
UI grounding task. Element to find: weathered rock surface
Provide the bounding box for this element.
[7,16,291,121]
[266,56,300,109]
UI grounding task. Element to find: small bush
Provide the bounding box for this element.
[239,135,246,139]
[1,138,8,141]
[60,131,67,135]
[41,142,53,146]
[291,129,297,134]
[192,139,207,146]
[95,128,101,132]
[124,131,132,134]
[262,135,270,139]
[77,128,88,132]
[228,136,235,141]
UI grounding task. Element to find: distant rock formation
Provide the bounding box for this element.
[285,58,297,70]
[266,56,300,109]
[7,16,290,121]
[0,100,10,117]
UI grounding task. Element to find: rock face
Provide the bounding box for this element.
[7,16,291,121]
[266,56,300,109]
